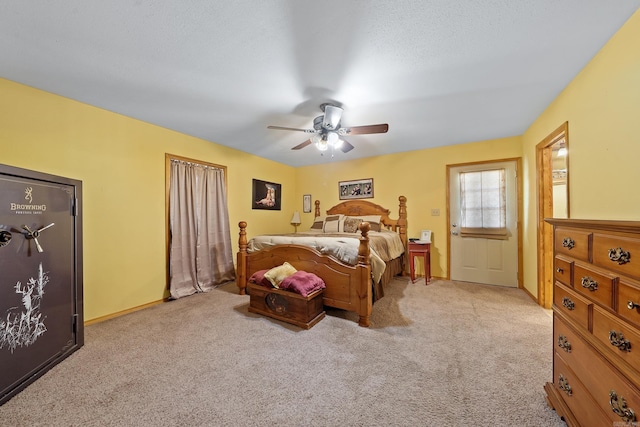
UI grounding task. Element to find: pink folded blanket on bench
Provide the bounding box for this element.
[249,269,325,297]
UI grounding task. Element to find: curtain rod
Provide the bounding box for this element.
[170,158,225,171]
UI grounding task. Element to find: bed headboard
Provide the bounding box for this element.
[320,196,408,253]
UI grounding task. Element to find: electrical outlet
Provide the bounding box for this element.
[431,208,440,216]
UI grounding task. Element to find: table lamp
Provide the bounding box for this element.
[290,211,301,233]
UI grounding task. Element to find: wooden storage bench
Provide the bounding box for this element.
[248,282,325,329]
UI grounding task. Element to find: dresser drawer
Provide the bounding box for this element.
[554,283,591,330]
[593,368,640,425]
[593,233,640,280]
[592,305,640,372]
[554,314,593,372]
[554,256,573,287]
[557,315,640,424]
[553,352,610,427]
[574,262,617,309]
[619,280,640,329]
[555,227,592,262]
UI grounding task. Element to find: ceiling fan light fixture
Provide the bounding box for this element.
[312,131,342,151]
[327,131,340,146]
[312,133,328,151]
[316,140,329,151]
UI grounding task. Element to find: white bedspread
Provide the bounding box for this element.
[247,230,404,284]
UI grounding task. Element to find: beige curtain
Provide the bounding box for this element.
[169,159,235,299]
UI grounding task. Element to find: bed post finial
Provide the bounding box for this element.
[358,221,371,266]
[314,199,321,218]
[237,221,248,295]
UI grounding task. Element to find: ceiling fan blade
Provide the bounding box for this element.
[340,140,355,153]
[343,124,389,135]
[292,139,312,150]
[267,125,312,132]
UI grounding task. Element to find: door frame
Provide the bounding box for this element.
[446,157,523,288]
[536,122,569,308]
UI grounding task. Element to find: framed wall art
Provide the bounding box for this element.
[339,178,374,200]
[252,179,281,210]
[303,194,312,213]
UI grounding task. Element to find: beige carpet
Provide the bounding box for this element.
[0,277,566,426]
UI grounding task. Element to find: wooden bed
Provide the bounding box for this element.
[236,196,407,327]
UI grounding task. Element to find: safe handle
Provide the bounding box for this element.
[22,223,55,253]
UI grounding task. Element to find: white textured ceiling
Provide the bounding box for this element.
[1,1,639,167]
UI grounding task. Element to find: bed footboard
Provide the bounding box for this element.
[237,221,373,327]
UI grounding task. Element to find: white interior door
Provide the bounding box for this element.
[449,161,518,287]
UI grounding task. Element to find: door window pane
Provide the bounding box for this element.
[459,169,507,237]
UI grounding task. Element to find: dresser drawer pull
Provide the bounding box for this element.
[608,247,631,265]
[562,237,575,249]
[610,390,637,423]
[561,297,575,311]
[609,330,632,352]
[628,301,640,310]
[557,335,571,352]
[581,276,598,291]
[558,374,572,396]
[556,267,564,273]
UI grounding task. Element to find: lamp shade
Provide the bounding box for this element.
[290,211,301,225]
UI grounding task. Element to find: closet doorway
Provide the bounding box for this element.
[536,122,569,308]
[164,154,235,299]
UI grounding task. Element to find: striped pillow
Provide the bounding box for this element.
[310,216,325,230]
[323,215,343,233]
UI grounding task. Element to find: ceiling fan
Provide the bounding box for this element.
[267,103,389,153]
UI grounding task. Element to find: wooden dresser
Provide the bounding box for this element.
[545,219,640,426]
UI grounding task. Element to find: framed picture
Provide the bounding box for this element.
[339,178,374,200]
[303,194,312,213]
[420,230,432,243]
[252,179,281,210]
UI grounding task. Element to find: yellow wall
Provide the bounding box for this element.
[521,10,640,296]
[295,137,522,279]
[0,78,297,321]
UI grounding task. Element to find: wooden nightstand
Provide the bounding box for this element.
[408,241,431,284]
